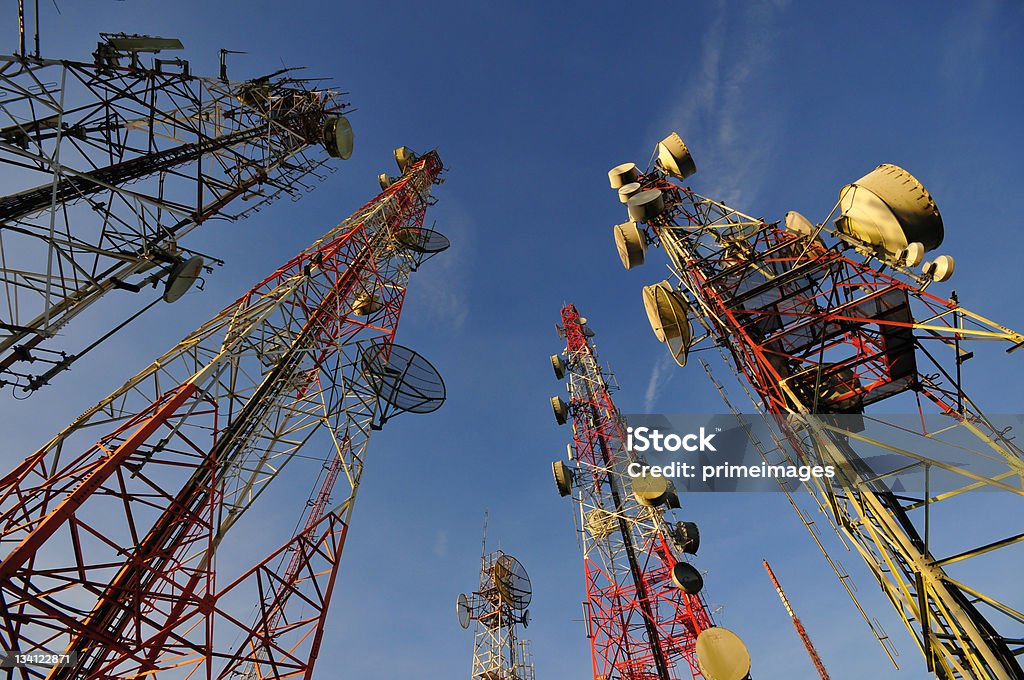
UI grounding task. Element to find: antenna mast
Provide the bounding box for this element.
[608,132,1024,678]
[457,543,535,680]
[0,148,448,678]
[763,559,831,680]
[0,35,353,393]
[548,305,751,680]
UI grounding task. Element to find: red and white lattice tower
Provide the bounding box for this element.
[0,33,353,393]
[456,526,536,680]
[0,147,447,679]
[763,559,830,680]
[548,304,750,680]
[609,132,1024,679]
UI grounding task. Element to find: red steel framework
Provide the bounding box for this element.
[552,304,714,680]
[0,149,447,679]
[763,559,830,680]
[614,139,1024,679]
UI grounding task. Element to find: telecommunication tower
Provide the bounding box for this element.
[0,147,447,678]
[763,559,831,680]
[0,32,353,392]
[607,132,1024,678]
[548,304,751,680]
[456,528,536,680]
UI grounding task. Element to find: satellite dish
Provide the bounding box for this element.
[696,627,752,680]
[642,281,692,367]
[672,521,701,555]
[395,227,450,254]
[457,592,471,629]
[351,291,383,316]
[550,396,569,425]
[552,460,574,497]
[898,241,925,267]
[656,132,697,180]
[626,190,666,222]
[378,173,396,191]
[163,256,204,303]
[493,554,532,610]
[613,221,646,270]
[608,162,639,189]
[585,508,617,538]
[321,115,354,160]
[671,562,704,594]
[360,342,446,416]
[784,210,815,237]
[924,254,955,282]
[835,163,944,256]
[550,354,566,379]
[394,146,415,174]
[632,471,670,507]
[618,182,642,204]
[522,609,531,628]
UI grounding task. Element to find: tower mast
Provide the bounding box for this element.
[0,34,353,392]
[609,132,1024,679]
[0,147,447,679]
[763,559,831,680]
[548,305,750,680]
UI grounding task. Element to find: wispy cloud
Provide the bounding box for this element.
[409,194,475,332]
[654,1,789,209]
[941,1,999,105]
[433,529,449,558]
[644,353,676,411]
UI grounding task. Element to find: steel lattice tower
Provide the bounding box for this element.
[763,559,830,680]
[0,33,353,392]
[0,148,447,679]
[609,133,1024,679]
[456,530,536,680]
[548,304,749,680]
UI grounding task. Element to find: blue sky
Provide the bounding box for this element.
[2,1,1023,678]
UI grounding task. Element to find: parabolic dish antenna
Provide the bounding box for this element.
[493,554,532,610]
[550,396,569,425]
[627,189,666,222]
[632,471,670,507]
[395,226,451,254]
[163,255,204,303]
[656,131,697,180]
[378,173,396,191]
[695,627,751,680]
[671,561,704,594]
[586,508,617,539]
[614,221,646,270]
[350,291,383,316]
[322,115,354,160]
[784,210,815,237]
[608,162,639,189]
[672,521,701,555]
[836,163,943,256]
[359,342,446,415]
[642,281,692,367]
[394,146,415,174]
[552,460,574,497]
[550,354,566,379]
[618,182,642,204]
[456,592,471,629]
